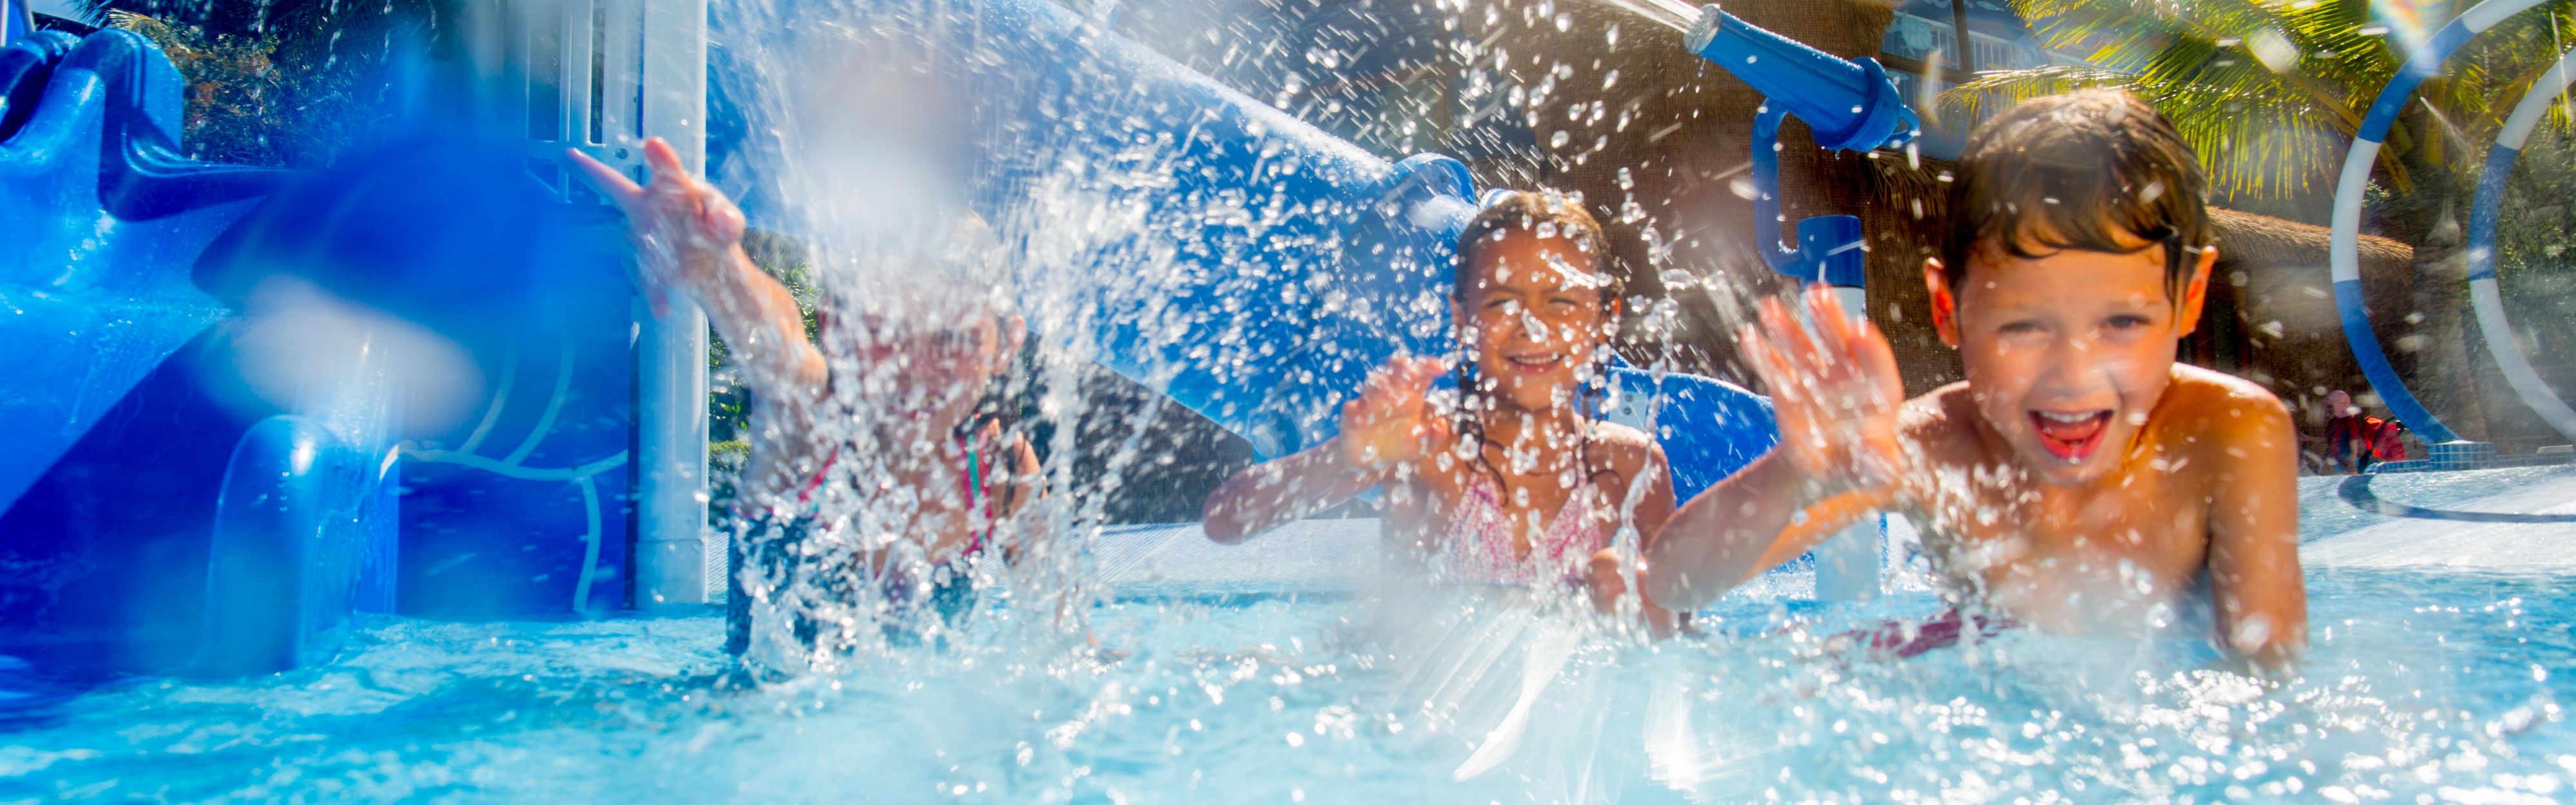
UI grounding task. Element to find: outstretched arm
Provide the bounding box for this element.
[1200,356,1447,544]
[1200,442,1387,544]
[1643,287,1907,612]
[2206,393,2307,670]
[565,138,827,407]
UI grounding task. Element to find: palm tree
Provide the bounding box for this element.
[1943,0,2576,441]
[1948,0,2574,201]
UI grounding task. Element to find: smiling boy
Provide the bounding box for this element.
[1639,90,2306,668]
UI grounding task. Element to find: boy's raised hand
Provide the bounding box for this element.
[1339,355,1453,470]
[564,137,746,317]
[1741,286,1906,495]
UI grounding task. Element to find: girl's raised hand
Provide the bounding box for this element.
[1338,355,1452,470]
[564,137,747,317]
[1740,286,1906,494]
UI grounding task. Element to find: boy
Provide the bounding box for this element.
[1638,90,2306,668]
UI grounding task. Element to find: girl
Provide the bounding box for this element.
[566,138,1042,661]
[1199,191,1674,621]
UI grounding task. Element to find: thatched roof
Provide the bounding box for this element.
[2210,207,2412,269]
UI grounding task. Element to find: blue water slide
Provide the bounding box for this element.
[195,137,642,620]
[0,23,636,678]
[0,26,393,676]
[711,0,1776,480]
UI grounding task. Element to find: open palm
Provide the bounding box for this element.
[1339,356,1452,470]
[564,137,745,317]
[1739,287,1905,493]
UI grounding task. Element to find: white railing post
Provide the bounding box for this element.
[632,0,712,606]
[475,0,713,608]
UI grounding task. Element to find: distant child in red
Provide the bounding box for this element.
[2323,390,2405,473]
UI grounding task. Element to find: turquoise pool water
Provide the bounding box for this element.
[6,468,2575,803]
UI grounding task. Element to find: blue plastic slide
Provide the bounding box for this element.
[1,24,638,678]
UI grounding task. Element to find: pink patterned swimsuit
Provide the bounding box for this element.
[1432,475,1611,587]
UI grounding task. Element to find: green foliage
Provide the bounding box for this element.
[2490,122,2576,390]
[109,10,398,167]
[1946,0,2576,202]
[706,231,821,447]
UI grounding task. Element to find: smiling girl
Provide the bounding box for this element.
[1199,191,1674,620]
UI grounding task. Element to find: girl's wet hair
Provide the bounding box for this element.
[1454,189,1620,307]
[1944,88,2211,301]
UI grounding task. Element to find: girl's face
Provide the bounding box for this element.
[1456,229,1611,415]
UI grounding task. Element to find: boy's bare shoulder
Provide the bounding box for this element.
[1898,382,1985,457]
[2154,365,2293,442]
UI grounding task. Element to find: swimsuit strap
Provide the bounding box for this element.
[796,433,997,560]
[957,430,995,558]
[797,446,842,509]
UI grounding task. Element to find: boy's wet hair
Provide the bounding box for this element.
[1455,189,1620,307]
[1944,88,2210,300]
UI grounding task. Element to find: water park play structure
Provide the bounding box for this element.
[1,0,1920,679]
[13,0,2556,683]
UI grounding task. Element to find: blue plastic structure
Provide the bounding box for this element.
[2323,0,2545,446]
[0,26,381,677]
[0,24,637,679]
[1685,4,1917,286]
[2463,46,2576,444]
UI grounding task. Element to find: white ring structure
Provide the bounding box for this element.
[2328,0,2544,444]
[2463,46,2576,442]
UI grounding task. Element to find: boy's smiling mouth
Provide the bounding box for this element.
[1502,351,1565,374]
[2029,409,2113,461]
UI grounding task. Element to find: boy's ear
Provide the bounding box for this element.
[2174,245,2218,338]
[1922,258,1960,348]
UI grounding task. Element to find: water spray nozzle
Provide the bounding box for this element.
[1683,4,1915,153]
[1685,3,1912,285]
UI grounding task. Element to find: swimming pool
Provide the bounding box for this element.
[5,468,2571,803]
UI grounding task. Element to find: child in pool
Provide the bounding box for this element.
[1200,191,1677,623]
[1638,90,2307,668]
[565,138,1041,656]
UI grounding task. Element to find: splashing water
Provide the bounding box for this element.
[6,564,2572,802]
[12,0,2576,802]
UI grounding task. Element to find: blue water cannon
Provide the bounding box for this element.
[1684,3,1917,286]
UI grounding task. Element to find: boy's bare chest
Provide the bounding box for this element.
[1913,469,2213,598]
